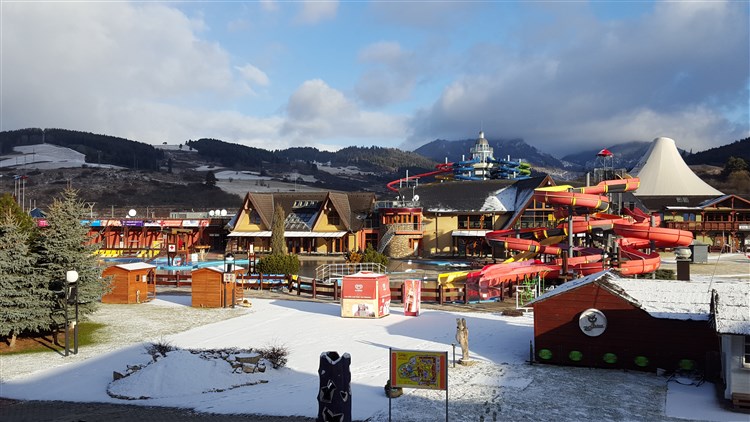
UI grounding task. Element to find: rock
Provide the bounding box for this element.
[113,371,125,381]
[236,354,262,364]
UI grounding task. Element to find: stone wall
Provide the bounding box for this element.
[386,235,413,259]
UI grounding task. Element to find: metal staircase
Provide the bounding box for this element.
[377,225,396,253]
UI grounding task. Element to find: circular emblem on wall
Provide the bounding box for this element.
[578,308,607,337]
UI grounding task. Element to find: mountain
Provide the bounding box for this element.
[413,137,568,169]
[684,137,750,167]
[561,141,653,171]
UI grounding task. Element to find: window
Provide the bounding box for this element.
[744,335,750,367]
[328,211,340,226]
[250,210,261,225]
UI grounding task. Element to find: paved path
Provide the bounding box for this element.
[0,398,317,422]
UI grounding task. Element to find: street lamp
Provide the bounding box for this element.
[64,270,79,356]
[223,254,235,308]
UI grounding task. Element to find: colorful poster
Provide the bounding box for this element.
[390,349,447,390]
[403,279,421,317]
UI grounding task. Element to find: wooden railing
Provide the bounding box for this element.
[665,221,743,231]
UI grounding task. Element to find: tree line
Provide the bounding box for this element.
[0,189,107,347]
[0,128,164,170]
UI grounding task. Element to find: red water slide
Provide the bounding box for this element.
[386,163,454,193]
[470,177,695,292]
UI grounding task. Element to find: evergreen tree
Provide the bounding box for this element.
[0,193,37,235]
[205,170,217,187]
[270,203,287,255]
[34,189,108,321]
[0,213,52,347]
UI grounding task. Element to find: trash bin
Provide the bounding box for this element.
[317,351,351,422]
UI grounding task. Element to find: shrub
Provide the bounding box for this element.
[361,244,388,266]
[256,254,300,275]
[145,338,175,360]
[257,344,289,369]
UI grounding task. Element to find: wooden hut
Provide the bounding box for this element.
[528,271,721,374]
[191,266,245,308]
[101,262,156,304]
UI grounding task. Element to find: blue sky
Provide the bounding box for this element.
[1,1,748,157]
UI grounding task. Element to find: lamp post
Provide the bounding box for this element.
[64,270,79,356]
[224,253,235,308]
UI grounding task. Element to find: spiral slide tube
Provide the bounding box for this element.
[466,177,695,295]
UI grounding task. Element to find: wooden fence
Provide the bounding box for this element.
[155,272,470,305]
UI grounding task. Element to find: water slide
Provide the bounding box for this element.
[460,177,694,299]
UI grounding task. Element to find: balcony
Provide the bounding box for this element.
[382,222,423,235]
[665,221,746,232]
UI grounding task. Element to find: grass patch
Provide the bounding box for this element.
[0,322,106,355]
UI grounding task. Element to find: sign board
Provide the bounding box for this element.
[167,244,176,253]
[739,224,750,231]
[223,273,236,283]
[579,308,607,337]
[389,349,447,390]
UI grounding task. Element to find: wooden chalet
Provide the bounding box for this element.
[226,191,376,255]
[660,194,750,253]
[528,271,723,374]
[101,262,156,304]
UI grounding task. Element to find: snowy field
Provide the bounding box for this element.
[0,144,122,170]
[0,293,743,422]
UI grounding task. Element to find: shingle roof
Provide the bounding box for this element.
[408,176,551,214]
[235,191,375,232]
[529,270,747,324]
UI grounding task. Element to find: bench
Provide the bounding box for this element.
[732,392,750,412]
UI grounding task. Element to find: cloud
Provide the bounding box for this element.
[295,0,338,25]
[406,1,749,155]
[282,80,408,147]
[354,42,422,107]
[235,64,270,88]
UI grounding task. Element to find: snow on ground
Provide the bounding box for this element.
[317,164,376,176]
[0,144,123,170]
[0,295,742,422]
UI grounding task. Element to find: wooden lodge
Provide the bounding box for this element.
[528,271,721,375]
[191,266,245,308]
[101,262,157,304]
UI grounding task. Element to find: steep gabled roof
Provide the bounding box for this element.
[232,191,375,233]
[632,137,723,197]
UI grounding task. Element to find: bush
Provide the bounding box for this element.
[145,338,175,360]
[361,244,388,267]
[257,344,289,369]
[256,253,300,275]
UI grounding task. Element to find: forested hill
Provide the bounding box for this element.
[185,138,437,173]
[0,128,164,170]
[0,129,438,175]
[684,137,750,166]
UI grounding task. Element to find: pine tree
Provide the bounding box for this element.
[270,203,287,255]
[0,193,37,235]
[34,189,108,322]
[0,212,53,347]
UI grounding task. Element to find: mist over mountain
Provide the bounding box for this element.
[413,137,569,169]
[561,141,652,172]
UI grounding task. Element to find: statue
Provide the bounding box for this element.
[456,318,470,364]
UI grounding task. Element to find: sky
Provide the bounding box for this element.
[1,1,748,157]
[1,273,746,421]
